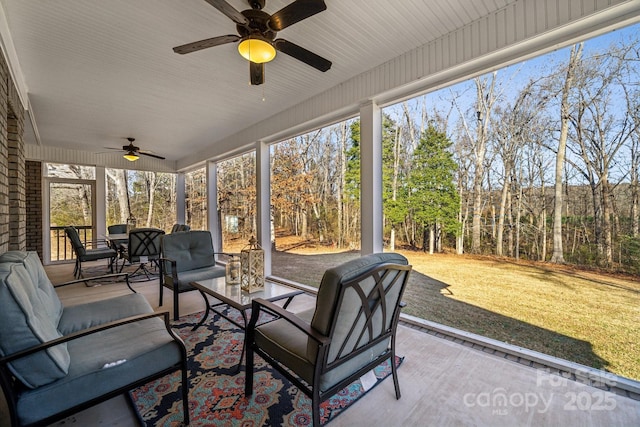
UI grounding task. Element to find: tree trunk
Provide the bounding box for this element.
[471,74,496,254]
[551,43,582,263]
[496,166,510,256]
[145,172,156,228]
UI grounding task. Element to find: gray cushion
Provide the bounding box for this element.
[58,293,153,335]
[255,311,389,392]
[64,227,86,257]
[166,265,226,291]
[0,262,69,388]
[255,318,314,384]
[81,247,117,262]
[308,253,408,389]
[0,251,63,323]
[15,317,182,426]
[311,253,408,336]
[162,230,217,272]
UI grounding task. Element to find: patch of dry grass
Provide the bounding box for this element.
[272,247,640,381]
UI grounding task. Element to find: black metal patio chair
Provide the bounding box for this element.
[64,226,117,279]
[245,252,412,426]
[119,227,165,280]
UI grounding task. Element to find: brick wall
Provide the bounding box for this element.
[26,160,42,257]
[0,55,9,254]
[8,110,25,251]
[0,52,26,253]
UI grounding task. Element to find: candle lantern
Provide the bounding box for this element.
[126,215,137,233]
[240,236,264,293]
[225,256,241,285]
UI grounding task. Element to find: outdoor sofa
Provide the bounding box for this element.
[0,251,189,426]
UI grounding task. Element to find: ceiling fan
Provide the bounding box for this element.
[107,138,166,162]
[173,0,332,85]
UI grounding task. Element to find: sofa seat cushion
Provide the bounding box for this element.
[168,265,226,291]
[58,294,153,335]
[0,262,69,388]
[15,316,182,426]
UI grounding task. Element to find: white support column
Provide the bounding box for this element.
[206,161,221,252]
[360,101,383,254]
[176,172,186,224]
[41,163,50,264]
[256,141,272,276]
[96,166,106,239]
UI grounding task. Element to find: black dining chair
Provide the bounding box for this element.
[64,226,118,279]
[119,228,165,280]
[170,223,191,233]
[107,224,128,234]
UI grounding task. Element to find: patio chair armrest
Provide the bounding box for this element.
[0,311,181,365]
[212,252,237,262]
[159,257,178,284]
[159,257,178,274]
[53,272,132,290]
[250,298,330,346]
[84,239,111,249]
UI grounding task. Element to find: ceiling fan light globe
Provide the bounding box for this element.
[123,152,139,161]
[238,38,276,63]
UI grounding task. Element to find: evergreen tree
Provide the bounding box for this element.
[408,124,460,252]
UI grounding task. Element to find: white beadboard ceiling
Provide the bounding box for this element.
[1,0,638,170]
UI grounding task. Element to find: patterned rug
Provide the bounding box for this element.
[130,311,403,426]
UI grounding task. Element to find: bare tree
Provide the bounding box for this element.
[567,46,634,266]
[550,44,583,263]
[453,73,498,253]
[106,168,130,223]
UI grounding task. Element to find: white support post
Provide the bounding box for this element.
[206,161,221,252]
[256,141,272,276]
[96,166,106,240]
[360,101,383,254]
[176,172,186,225]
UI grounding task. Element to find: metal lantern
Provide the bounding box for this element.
[225,255,241,285]
[126,215,137,233]
[240,236,264,293]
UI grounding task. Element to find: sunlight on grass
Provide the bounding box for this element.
[398,252,640,381]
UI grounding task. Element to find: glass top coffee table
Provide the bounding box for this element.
[189,277,304,371]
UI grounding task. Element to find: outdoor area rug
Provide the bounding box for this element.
[130,311,403,426]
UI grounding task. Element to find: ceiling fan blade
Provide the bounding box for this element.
[268,0,326,31]
[173,34,240,54]
[203,0,248,25]
[138,151,166,160]
[273,39,331,72]
[250,62,264,85]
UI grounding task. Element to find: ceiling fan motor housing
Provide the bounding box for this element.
[249,0,265,10]
[237,9,275,40]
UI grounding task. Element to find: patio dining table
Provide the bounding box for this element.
[104,233,129,269]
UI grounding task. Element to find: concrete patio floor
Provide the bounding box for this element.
[24,261,640,426]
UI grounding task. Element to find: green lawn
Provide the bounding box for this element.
[271,249,640,381]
